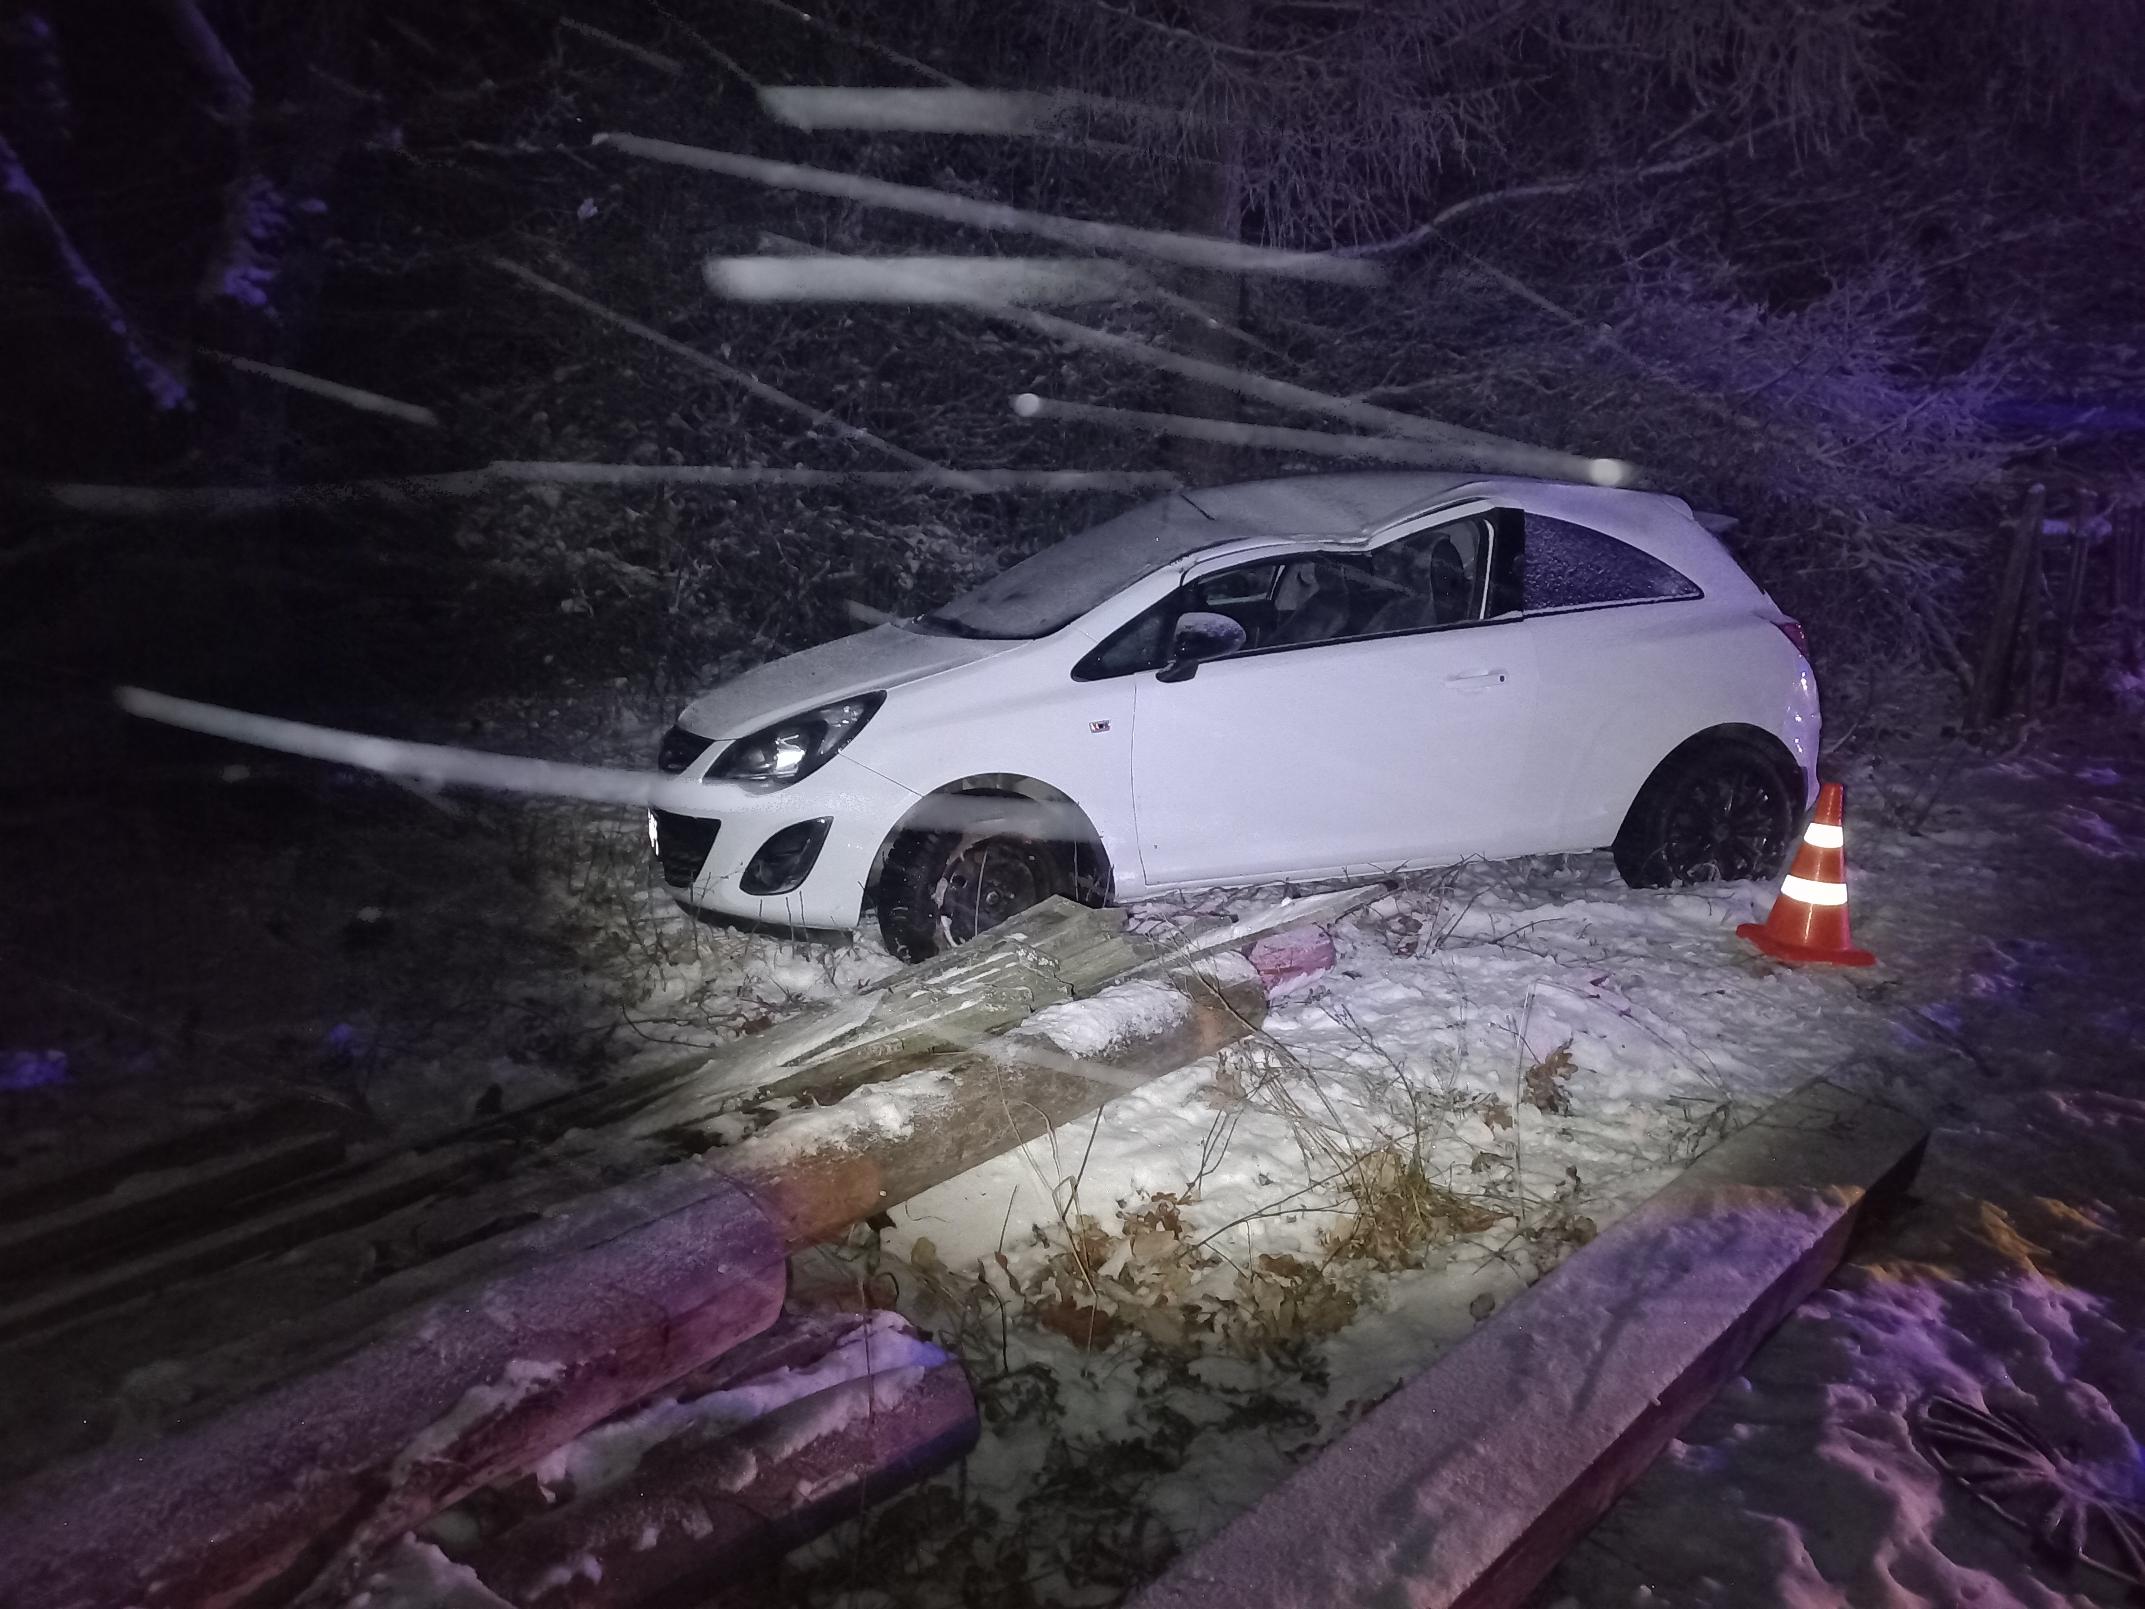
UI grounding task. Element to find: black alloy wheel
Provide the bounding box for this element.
[875,806,1076,961]
[1614,747,1796,888]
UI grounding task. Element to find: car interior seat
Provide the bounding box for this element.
[1359,532,1473,635]
[1269,562,1357,646]
[1428,536,1471,623]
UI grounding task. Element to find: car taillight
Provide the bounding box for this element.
[1773,618,1809,658]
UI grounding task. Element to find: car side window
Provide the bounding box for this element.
[1072,602,1173,680]
[1266,517,1493,648]
[1070,517,1504,679]
[1521,513,1701,612]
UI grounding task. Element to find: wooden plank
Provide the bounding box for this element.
[724,961,1269,1249]
[0,902,1233,1456]
[0,1165,788,1609]
[615,898,1148,1137]
[0,1130,345,1280]
[1127,1077,1926,1609]
[0,1143,497,1343]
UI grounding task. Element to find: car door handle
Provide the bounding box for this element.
[1445,669,1507,687]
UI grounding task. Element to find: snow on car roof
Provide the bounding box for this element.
[1173,471,1483,538]
[920,472,1481,639]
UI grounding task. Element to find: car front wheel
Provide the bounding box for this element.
[1613,745,1797,889]
[875,811,1076,963]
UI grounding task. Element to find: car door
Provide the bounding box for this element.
[1128,513,1539,888]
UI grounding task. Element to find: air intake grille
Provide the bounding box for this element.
[650,810,719,887]
[657,726,716,776]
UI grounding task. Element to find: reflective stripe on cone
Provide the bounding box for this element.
[1737,781,1876,967]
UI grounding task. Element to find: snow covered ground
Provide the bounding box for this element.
[751,857,1890,1604]
[15,696,2138,1609]
[738,728,2142,1608]
[1532,734,2145,1609]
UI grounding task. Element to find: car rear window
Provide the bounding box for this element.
[1522,513,1702,612]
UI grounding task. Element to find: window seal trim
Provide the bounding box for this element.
[1523,588,1708,620]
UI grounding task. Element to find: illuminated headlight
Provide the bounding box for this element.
[708,694,884,787]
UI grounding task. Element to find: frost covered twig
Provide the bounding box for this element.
[200,349,439,427]
[557,17,683,77]
[1331,125,1787,260]
[599,132,1380,284]
[730,0,960,87]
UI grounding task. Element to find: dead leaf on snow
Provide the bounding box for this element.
[1034,1298,1121,1351]
[1522,1041,1576,1116]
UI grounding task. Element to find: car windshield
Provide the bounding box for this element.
[914,494,1239,639]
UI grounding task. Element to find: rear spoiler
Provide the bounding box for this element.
[1693,510,1740,536]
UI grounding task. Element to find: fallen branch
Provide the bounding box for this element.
[598,132,1380,285]
[489,256,984,487]
[200,349,439,427]
[1012,391,1462,465]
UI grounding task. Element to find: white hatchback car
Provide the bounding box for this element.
[651,472,1819,960]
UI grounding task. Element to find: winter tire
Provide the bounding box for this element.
[1613,743,1797,889]
[875,806,1078,963]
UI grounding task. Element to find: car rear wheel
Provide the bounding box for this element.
[876,812,1076,963]
[1613,744,1797,889]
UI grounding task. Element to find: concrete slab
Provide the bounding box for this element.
[1129,1077,1926,1609]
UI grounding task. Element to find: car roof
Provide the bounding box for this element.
[1171,472,1483,538]
[922,472,1742,641]
[1173,471,1699,541]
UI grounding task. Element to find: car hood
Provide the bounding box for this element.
[677,623,1011,739]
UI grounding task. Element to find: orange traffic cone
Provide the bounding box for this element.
[1737,782,1876,967]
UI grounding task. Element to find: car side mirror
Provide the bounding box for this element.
[1156,611,1245,683]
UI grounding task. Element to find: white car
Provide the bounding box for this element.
[650,472,1819,960]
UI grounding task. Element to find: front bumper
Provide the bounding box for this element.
[647,752,917,932]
